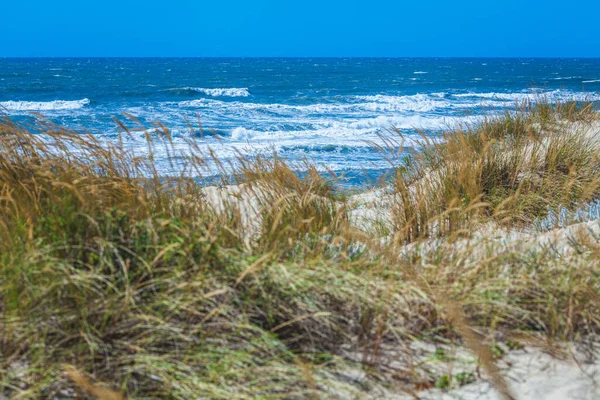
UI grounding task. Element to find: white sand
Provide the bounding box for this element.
[419,346,599,400]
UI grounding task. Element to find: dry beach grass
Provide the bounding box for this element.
[1,100,600,399]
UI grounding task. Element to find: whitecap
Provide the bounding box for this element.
[0,98,90,111]
[179,93,453,114]
[346,114,481,131]
[225,114,480,145]
[550,76,582,80]
[170,87,250,97]
[231,127,250,140]
[178,93,495,116]
[453,90,600,104]
[352,94,452,112]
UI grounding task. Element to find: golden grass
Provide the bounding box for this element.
[388,100,600,243]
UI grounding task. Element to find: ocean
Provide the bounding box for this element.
[1,58,600,182]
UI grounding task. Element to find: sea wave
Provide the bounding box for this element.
[177,92,510,115]
[453,90,600,102]
[178,94,466,114]
[550,76,583,80]
[182,89,599,116]
[229,114,478,142]
[230,126,391,142]
[136,89,599,146]
[352,94,456,112]
[343,114,481,131]
[0,98,90,111]
[454,91,540,101]
[168,87,250,97]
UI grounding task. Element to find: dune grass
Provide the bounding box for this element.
[1,100,599,399]
[389,100,600,243]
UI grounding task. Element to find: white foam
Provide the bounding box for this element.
[121,87,600,176]
[0,98,90,111]
[550,76,582,80]
[452,90,600,102]
[178,92,508,116]
[225,114,480,145]
[180,93,461,114]
[583,79,600,83]
[352,94,452,112]
[346,114,481,131]
[174,87,250,97]
[454,92,533,100]
[413,71,428,74]
[231,127,250,140]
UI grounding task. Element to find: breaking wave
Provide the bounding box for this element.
[0,98,90,111]
[453,90,600,102]
[168,87,250,97]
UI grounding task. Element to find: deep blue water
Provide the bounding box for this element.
[1,58,600,178]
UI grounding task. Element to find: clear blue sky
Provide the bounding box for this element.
[2,0,599,57]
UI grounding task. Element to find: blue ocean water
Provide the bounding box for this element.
[1,58,600,179]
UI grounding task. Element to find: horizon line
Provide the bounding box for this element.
[2,56,600,60]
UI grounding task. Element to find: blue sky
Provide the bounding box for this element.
[1,0,599,57]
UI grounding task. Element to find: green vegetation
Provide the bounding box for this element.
[0,100,599,399]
